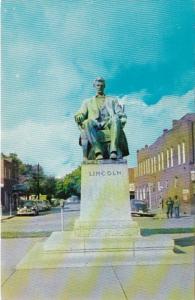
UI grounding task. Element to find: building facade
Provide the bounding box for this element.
[135,113,195,214]
[1,157,19,212]
[128,168,137,199]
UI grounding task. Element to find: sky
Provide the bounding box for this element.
[2,0,195,177]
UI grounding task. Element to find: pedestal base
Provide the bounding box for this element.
[74,219,140,237]
[16,230,176,270]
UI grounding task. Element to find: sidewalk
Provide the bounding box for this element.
[133,214,195,230]
[1,212,16,221]
[1,234,195,300]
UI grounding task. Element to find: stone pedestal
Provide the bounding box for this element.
[74,160,139,238]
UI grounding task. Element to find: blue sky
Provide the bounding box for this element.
[2,0,195,176]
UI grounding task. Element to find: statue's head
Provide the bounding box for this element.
[93,77,105,95]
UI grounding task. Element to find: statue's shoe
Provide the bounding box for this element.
[96,153,103,160]
[110,152,117,160]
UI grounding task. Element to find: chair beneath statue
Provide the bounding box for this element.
[79,127,128,160]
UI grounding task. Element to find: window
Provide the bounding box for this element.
[140,189,143,200]
[182,142,186,164]
[158,154,161,171]
[178,144,181,165]
[174,176,178,188]
[170,147,174,167]
[166,149,170,168]
[161,152,164,170]
[154,157,156,173]
[143,188,146,200]
[146,160,148,174]
[8,168,11,179]
[143,161,146,175]
[148,159,150,174]
[151,158,153,174]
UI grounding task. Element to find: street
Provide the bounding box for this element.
[1,203,80,233]
[2,203,194,234]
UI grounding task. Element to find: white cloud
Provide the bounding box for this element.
[2,117,82,177]
[2,90,194,176]
[123,89,195,166]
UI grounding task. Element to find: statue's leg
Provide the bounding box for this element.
[80,131,88,160]
[109,115,121,154]
[82,120,102,156]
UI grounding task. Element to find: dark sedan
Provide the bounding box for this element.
[130,199,155,217]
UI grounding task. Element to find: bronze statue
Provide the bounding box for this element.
[75,77,129,160]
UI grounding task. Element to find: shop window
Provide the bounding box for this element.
[143,188,146,200]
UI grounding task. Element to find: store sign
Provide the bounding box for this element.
[191,171,195,181]
[182,189,189,194]
[129,183,135,191]
[182,189,189,202]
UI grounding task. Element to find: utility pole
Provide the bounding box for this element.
[37,163,40,199]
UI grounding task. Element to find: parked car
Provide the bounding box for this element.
[36,200,51,212]
[130,199,155,217]
[51,198,60,207]
[17,200,39,216]
[66,195,80,204]
[45,200,51,210]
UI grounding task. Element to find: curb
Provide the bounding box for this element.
[1,215,16,222]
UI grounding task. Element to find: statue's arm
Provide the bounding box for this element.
[114,99,127,127]
[75,101,88,125]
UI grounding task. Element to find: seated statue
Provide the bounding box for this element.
[75,77,129,160]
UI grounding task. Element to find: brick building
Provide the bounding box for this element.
[1,157,19,212]
[135,113,195,214]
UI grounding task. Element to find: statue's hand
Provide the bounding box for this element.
[75,114,85,124]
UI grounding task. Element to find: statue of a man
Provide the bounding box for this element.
[75,77,129,160]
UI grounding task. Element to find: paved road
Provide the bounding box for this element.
[2,203,194,234]
[1,203,80,233]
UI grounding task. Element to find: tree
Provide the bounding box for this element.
[55,166,81,199]
[42,176,57,202]
[29,164,45,198]
[55,179,66,199]
[2,152,25,175]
